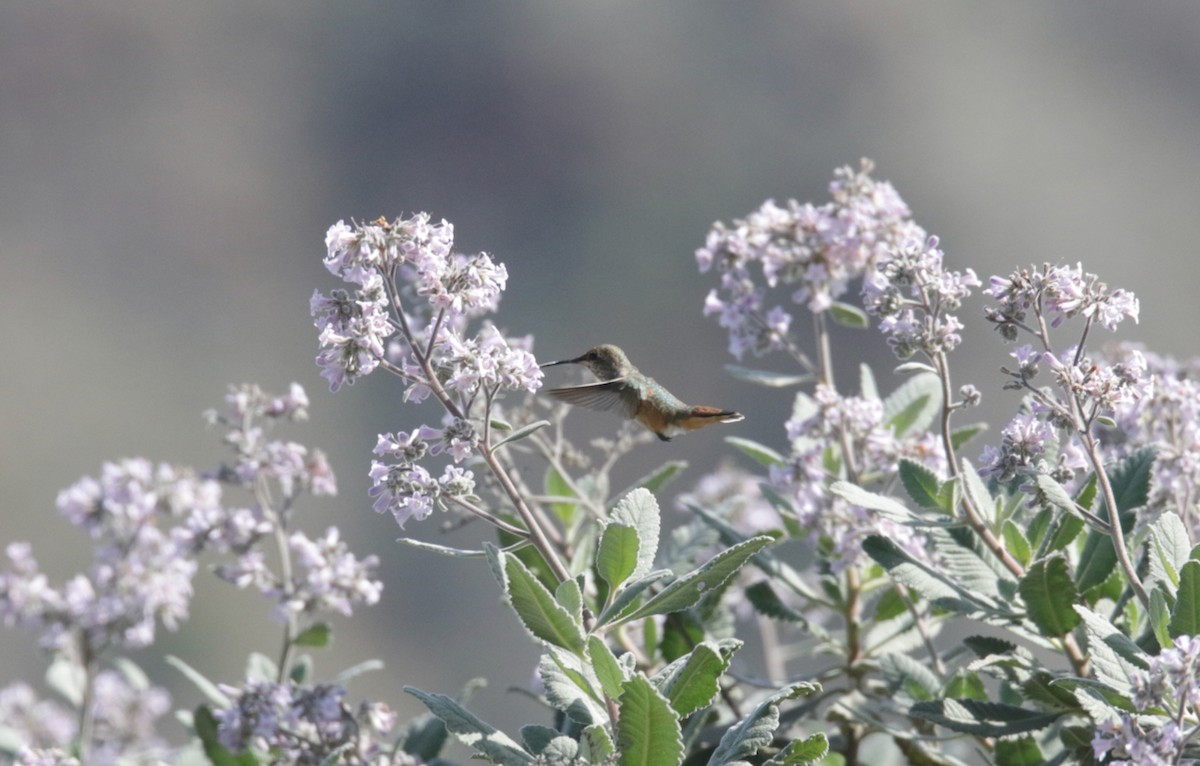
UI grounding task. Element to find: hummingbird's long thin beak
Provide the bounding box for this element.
[539,356,583,369]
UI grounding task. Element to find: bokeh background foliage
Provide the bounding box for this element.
[3,0,1200,744]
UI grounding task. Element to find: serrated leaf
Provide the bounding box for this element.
[1169,560,1200,637]
[166,656,231,708]
[1149,512,1192,591]
[764,733,828,766]
[863,535,998,615]
[1150,589,1173,649]
[611,489,661,581]
[880,652,939,702]
[882,373,941,437]
[404,686,533,766]
[556,577,584,624]
[615,536,775,624]
[293,622,331,648]
[657,641,734,716]
[492,420,551,450]
[617,675,683,766]
[746,581,805,623]
[616,460,689,498]
[1034,474,1078,518]
[829,300,869,329]
[539,651,605,725]
[707,684,815,766]
[502,552,585,653]
[909,699,1062,737]
[581,724,615,764]
[960,460,997,524]
[586,636,626,701]
[725,437,785,468]
[963,635,1018,658]
[1019,555,1080,638]
[899,459,943,511]
[1075,605,1149,694]
[1003,521,1032,567]
[598,523,640,592]
[596,570,674,626]
[723,364,810,387]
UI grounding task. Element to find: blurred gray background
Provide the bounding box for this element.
[3,0,1200,754]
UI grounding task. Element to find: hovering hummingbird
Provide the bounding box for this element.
[540,344,744,441]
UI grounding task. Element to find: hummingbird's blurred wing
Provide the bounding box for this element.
[545,378,638,419]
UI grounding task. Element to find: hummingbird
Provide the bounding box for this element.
[540,344,744,441]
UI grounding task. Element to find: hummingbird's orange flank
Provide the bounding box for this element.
[540,344,744,441]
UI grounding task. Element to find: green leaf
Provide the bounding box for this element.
[404,686,533,766]
[400,710,449,761]
[540,651,606,725]
[502,552,585,653]
[723,364,810,388]
[556,577,584,624]
[863,535,999,615]
[859,362,879,400]
[1169,560,1200,637]
[707,684,816,766]
[617,675,683,766]
[615,536,775,624]
[725,437,785,468]
[596,570,674,626]
[960,459,997,524]
[1019,555,1080,638]
[245,653,276,684]
[994,736,1044,766]
[616,460,689,498]
[656,641,737,716]
[1151,589,1173,649]
[1034,474,1079,519]
[399,537,529,558]
[598,523,641,592]
[1149,512,1192,591]
[880,652,939,702]
[1075,605,1149,694]
[950,422,988,452]
[611,489,661,581]
[586,636,626,701]
[963,636,1018,659]
[898,459,943,511]
[829,300,869,329]
[194,705,261,766]
[882,373,940,437]
[746,581,806,623]
[492,420,551,450]
[764,734,828,766]
[829,481,912,521]
[909,699,1062,737]
[580,725,615,764]
[545,466,579,525]
[1045,513,1084,554]
[1003,521,1032,567]
[293,622,331,648]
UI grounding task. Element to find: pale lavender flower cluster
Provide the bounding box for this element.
[1,459,212,653]
[216,527,382,622]
[205,382,337,500]
[1092,635,1200,765]
[1,670,172,765]
[214,680,400,765]
[697,159,926,359]
[770,384,944,570]
[861,235,980,359]
[312,215,539,396]
[984,262,1140,342]
[314,216,540,530]
[368,427,477,528]
[1097,345,1200,534]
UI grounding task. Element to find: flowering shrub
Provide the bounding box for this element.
[3,162,1200,765]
